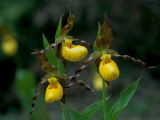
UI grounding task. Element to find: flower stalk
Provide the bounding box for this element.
[103,79,107,120]
[62,102,67,120]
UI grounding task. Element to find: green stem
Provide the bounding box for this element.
[102,79,107,120]
[61,103,67,120]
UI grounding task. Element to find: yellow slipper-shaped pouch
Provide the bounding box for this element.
[99,54,119,81]
[61,39,88,62]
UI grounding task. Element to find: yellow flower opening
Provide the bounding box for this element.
[61,39,88,62]
[45,77,63,103]
[99,54,119,81]
[93,73,107,91]
[1,35,18,56]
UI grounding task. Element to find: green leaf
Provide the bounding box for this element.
[43,34,57,66]
[43,15,64,73]
[93,22,101,52]
[70,108,89,120]
[81,96,110,119]
[54,15,64,73]
[57,59,64,73]
[55,15,63,41]
[14,69,36,109]
[97,21,101,38]
[93,42,98,52]
[107,77,141,120]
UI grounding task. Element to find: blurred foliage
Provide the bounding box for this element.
[14,69,35,109]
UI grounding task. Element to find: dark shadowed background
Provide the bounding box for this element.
[0,0,160,120]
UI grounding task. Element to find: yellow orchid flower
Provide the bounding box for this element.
[61,39,88,62]
[45,77,63,103]
[99,54,119,81]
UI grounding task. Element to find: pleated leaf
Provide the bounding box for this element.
[43,34,57,66]
[55,15,63,41]
[81,96,110,119]
[107,77,141,120]
[70,108,89,120]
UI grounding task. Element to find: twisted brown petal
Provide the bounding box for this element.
[29,77,48,116]
[72,38,93,48]
[61,5,75,36]
[65,77,97,99]
[65,52,103,98]
[75,51,102,78]
[118,55,156,69]
[31,43,56,55]
[76,80,97,98]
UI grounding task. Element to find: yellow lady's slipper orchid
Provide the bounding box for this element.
[45,77,63,103]
[61,39,88,62]
[93,73,107,91]
[1,35,18,56]
[99,54,119,81]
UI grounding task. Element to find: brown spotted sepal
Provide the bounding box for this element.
[96,14,113,50]
[61,5,75,37]
[35,51,58,73]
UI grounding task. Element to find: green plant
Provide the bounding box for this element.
[29,5,155,120]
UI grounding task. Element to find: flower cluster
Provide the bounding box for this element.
[30,5,155,117]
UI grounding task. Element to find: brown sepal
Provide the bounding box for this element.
[54,43,67,69]
[96,14,113,50]
[37,52,58,73]
[58,78,66,89]
[61,5,75,36]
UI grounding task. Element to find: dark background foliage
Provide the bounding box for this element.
[0,0,160,120]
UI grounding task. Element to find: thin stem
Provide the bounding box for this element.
[102,79,107,120]
[61,103,67,120]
